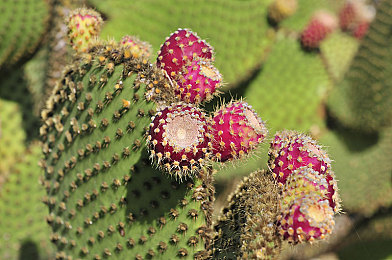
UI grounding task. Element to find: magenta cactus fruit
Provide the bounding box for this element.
[281,167,329,205]
[211,101,268,162]
[282,166,340,213]
[121,35,152,58]
[339,0,375,39]
[66,8,103,53]
[277,194,335,244]
[301,10,338,49]
[175,58,222,103]
[157,28,214,77]
[147,103,212,178]
[268,130,331,186]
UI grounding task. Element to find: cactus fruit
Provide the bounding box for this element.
[211,100,268,162]
[0,143,54,260]
[121,35,152,59]
[301,10,338,49]
[277,194,335,244]
[157,28,214,78]
[66,8,103,53]
[282,166,340,214]
[146,103,213,178]
[268,0,298,24]
[213,170,281,259]
[339,0,375,39]
[268,130,331,186]
[175,58,222,104]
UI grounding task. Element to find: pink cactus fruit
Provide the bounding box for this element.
[66,8,103,53]
[121,35,152,58]
[157,28,214,78]
[268,130,331,186]
[174,58,222,104]
[282,166,341,213]
[277,194,335,244]
[211,101,268,162]
[339,0,375,39]
[301,10,338,49]
[146,103,212,178]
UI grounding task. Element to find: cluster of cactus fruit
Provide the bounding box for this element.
[4,0,392,259]
[33,7,342,259]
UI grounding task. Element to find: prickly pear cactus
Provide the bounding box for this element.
[0,0,51,69]
[0,143,53,260]
[328,0,392,132]
[40,36,214,258]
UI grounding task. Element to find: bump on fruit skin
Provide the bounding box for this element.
[277,194,335,244]
[66,8,103,53]
[268,130,331,186]
[157,28,214,78]
[301,10,338,49]
[282,166,341,214]
[121,35,152,59]
[175,58,222,104]
[147,103,213,179]
[211,100,268,162]
[268,0,298,24]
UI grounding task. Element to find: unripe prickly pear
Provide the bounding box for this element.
[268,130,331,186]
[175,58,222,104]
[268,0,298,24]
[157,29,214,78]
[282,166,340,213]
[121,35,152,59]
[301,10,338,49]
[147,103,213,178]
[277,194,335,244]
[66,8,103,53]
[211,101,268,162]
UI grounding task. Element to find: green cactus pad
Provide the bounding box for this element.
[41,43,214,258]
[0,0,50,69]
[213,170,281,259]
[89,0,276,88]
[328,0,392,132]
[0,99,26,188]
[0,143,54,260]
[244,35,331,135]
[320,126,392,216]
[320,31,359,83]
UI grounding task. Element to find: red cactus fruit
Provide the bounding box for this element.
[301,10,338,49]
[268,130,331,186]
[282,166,340,213]
[66,8,103,53]
[277,194,335,244]
[211,101,268,162]
[174,58,222,103]
[121,35,152,58]
[157,28,214,77]
[339,0,375,39]
[147,103,212,178]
